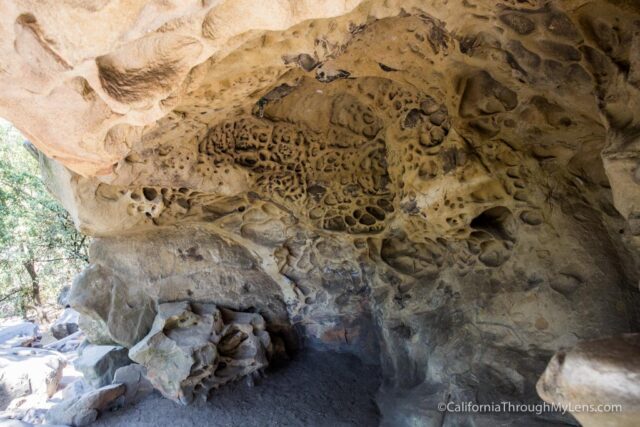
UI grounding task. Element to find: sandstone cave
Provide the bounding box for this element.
[0,0,640,426]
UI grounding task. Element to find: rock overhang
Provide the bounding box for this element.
[2,0,640,425]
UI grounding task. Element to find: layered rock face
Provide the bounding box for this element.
[1,0,640,425]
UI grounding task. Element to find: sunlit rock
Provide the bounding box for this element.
[0,348,65,411]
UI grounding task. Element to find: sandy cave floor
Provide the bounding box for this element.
[93,350,381,427]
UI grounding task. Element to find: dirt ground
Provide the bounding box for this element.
[93,350,382,427]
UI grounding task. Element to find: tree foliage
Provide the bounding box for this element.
[0,120,88,319]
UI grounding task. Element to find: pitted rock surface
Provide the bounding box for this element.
[129,302,272,405]
[1,1,640,425]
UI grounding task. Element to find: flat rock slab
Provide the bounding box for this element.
[0,420,66,427]
[46,383,126,427]
[0,323,39,349]
[44,330,84,353]
[92,350,381,427]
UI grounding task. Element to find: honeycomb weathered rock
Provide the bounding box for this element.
[129,302,272,405]
[1,0,640,425]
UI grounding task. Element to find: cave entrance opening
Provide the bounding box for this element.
[0,119,88,324]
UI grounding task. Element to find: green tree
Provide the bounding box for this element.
[0,120,88,320]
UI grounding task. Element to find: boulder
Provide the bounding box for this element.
[69,264,156,347]
[50,308,79,340]
[45,383,125,427]
[0,323,39,349]
[1,392,50,424]
[74,344,131,388]
[2,378,91,425]
[0,348,65,410]
[112,364,153,406]
[537,334,640,427]
[54,378,92,402]
[129,302,272,405]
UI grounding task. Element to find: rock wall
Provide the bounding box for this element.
[2,0,640,425]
